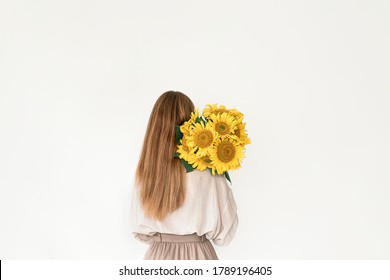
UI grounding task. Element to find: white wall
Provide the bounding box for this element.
[1,0,389,259]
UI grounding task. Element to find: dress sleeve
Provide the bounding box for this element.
[130,182,156,244]
[210,175,239,247]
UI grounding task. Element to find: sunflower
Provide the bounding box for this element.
[233,121,251,145]
[188,155,213,171]
[209,137,244,175]
[180,108,200,135]
[202,104,230,118]
[186,121,216,157]
[208,112,237,136]
[229,108,244,122]
[176,136,197,163]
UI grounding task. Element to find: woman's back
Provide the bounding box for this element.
[131,170,238,247]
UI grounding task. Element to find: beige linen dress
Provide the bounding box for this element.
[131,170,238,260]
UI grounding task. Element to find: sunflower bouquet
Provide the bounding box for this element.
[174,104,251,182]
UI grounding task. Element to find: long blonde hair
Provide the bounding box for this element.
[135,91,195,220]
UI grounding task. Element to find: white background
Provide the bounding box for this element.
[0,0,389,259]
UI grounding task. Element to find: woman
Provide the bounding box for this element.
[131,90,238,260]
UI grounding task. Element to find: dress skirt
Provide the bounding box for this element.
[144,233,218,260]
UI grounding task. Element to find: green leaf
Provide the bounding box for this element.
[175,125,183,145]
[224,171,231,184]
[207,168,232,184]
[195,116,207,124]
[181,159,195,173]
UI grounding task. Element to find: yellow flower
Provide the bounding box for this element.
[186,121,216,157]
[202,104,230,118]
[180,108,200,135]
[176,136,197,162]
[209,137,244,175]
[188,155,213,171]
[233,121,251,145]
[208,112,237,136]
[229,108,244,122]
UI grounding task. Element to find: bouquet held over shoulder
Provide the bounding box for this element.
[175,104,251,182]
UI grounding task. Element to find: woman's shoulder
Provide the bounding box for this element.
[185,170,236,213]
[186,170,230,189]
[186,169,222,180]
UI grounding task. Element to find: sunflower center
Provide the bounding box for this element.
[215,122,229,135]
[195,130,213,148]
[200,156,212,166]
[217,141,236,163]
